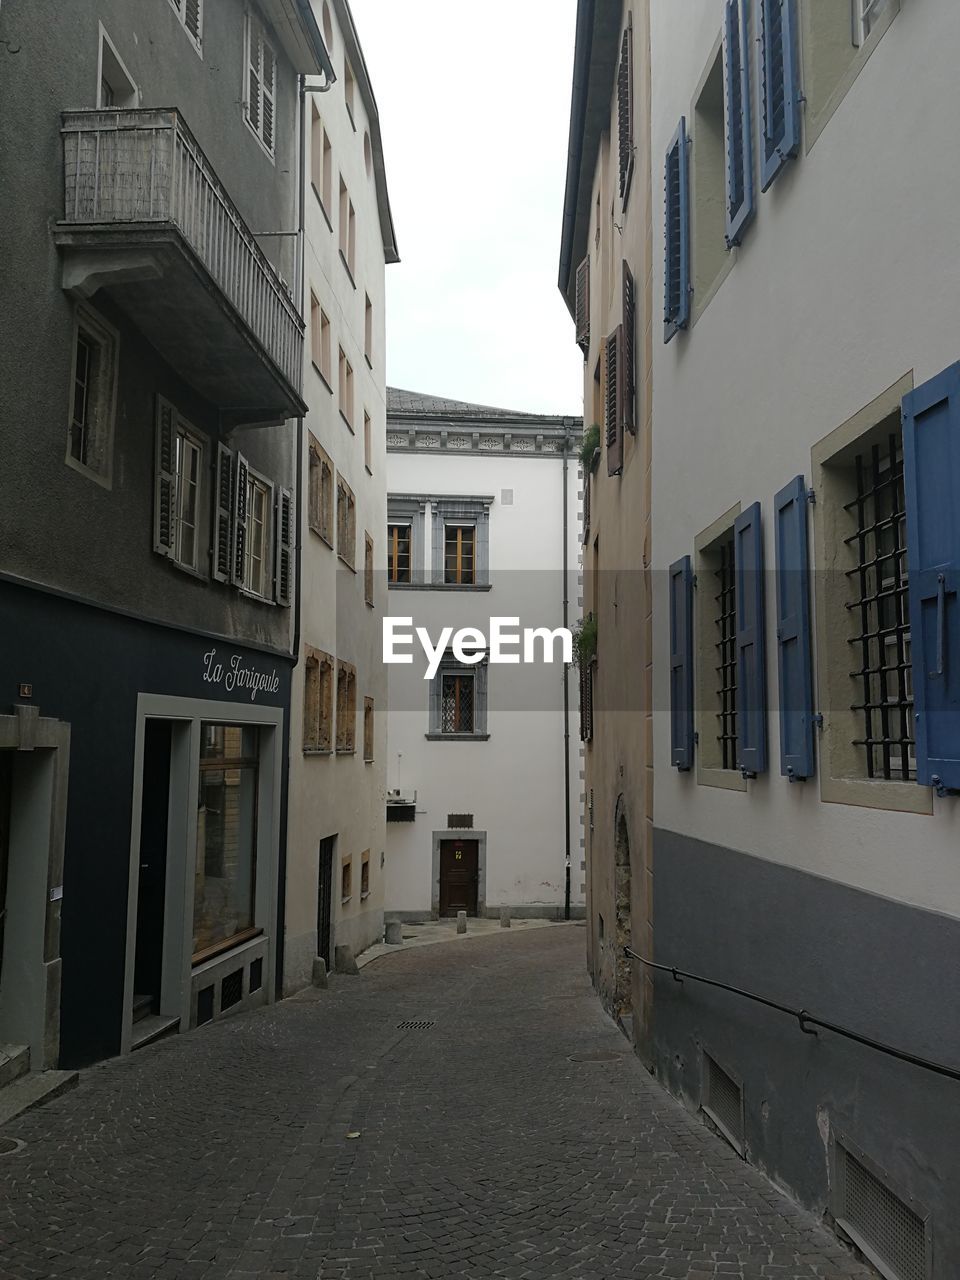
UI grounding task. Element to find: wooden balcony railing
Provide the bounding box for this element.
[60,109,303,396]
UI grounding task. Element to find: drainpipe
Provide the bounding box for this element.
[562,427,572,921]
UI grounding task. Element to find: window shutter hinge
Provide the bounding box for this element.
[693,731,699,745]
[812,712,824,729]
[806,487,817,504]
[692,573,698,588]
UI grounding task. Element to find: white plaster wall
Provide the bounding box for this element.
[284,0,389,989]
[384,447,583,916]
[650,0,960,919]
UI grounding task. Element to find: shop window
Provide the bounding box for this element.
[303,646,334,753]
[336,660,357,753]
[193,724,260,962]
[308,434,334,546]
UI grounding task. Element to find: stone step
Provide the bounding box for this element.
[130,1014,180,1052]
[0,1070,78,1128]
[0,1044,30,1090]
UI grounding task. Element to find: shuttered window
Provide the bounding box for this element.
[169,0,202,51]
[605,327,624,476]
[617,15,634,204]
[670,556,694,769]
[246,14,277,156]
[243,470,272,597]
[723,0,755,246]
[575,256,590,355]
[663,119,690,343]
[774,476,815,779]
[153,396,204,575]
[902,362,960,793]
[622,262,636,434]
[274,485,293,607]
[734,502,768,775]
[758,0,800,191]
[579,661,594,743]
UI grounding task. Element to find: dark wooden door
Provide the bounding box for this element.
[134,720,172,1018]
[317,836,336,968]
[0,752,11,988]
[439,839,479,917]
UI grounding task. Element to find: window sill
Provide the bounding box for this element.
[341,896,352,906]
[340,410,355,434]
[339,250,357,289]
[311,182,333,232]
[360,891,370,901]
[238,586,274,605]
[819,773,932,815]
[425,733,490,742]
[696,766,747,793]
[345,103,357,133]
[65,453,113,490]
[388,581,492,592]
[365,598,374,609]
[336,747,357,756]
[312,360,333,394]
[308,524,334,549]
[365,464,373,476]
[337,554,356,573]
[364,755,374,764]
[167,557,208,584]
[303,747,333,757]
[192,926,264,968]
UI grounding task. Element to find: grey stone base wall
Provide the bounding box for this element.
[386,905,586,924]
[650,827,960,1280]
[282,929,318,998]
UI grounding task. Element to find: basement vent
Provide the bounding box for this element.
[396,1019,435,1030]
[834,1140,929,1280]
[702,1051,744,1155]
[249,957,263,993]
[221,968,243,1011]
[197,985,214,1026]
[447,813,474,829]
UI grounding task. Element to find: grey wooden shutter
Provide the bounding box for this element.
[617,16,634,202]
[575,256,590,354]
[232,452,249,586]
[212,443,233,583]
[734,502,768,775]
[774,475,815,780]
[622,261,636,433]
[670,556,694,769]
[274,485,293,607]
[606,327,623,476]
[247,21,261,134]
[154,396,176,558]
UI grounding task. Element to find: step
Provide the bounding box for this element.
[0,1045,30,1091]
[0,1070,78,1128]
[131,1014,180,1052]
[132,993,154,1023]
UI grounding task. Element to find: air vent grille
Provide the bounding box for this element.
[220,968,243,1010]
[835,1142,928,1280]
[702,1051,744,1153]
[396,1019,435,1030]
[447,813,474,829]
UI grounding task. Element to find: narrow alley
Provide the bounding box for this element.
[1,928,872,1280]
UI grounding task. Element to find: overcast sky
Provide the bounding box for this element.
[348,0,583,419]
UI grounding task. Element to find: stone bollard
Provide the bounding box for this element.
[312,957,328,988]
[384,919,403,946]
[500,906,511,928]
[456,910,467,935]
[334,944,360,975]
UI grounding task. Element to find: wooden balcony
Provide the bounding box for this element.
[55,109,306,425]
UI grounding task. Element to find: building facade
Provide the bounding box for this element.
[384,390,584,923]
[284,0,398,989]
[564,1,960,1276]
[0,0,332,1069]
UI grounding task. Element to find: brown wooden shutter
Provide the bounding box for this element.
[618,17,634,202]
[274,485,293,607]
[575,255,590,354]
[212,443,233,582]
[579,662,593,742]
[605,328,623,476]
[232,453,249,586]
[153,396,176,558]
[622,261,636,433]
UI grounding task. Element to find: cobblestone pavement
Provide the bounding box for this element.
[0,926,873,1280]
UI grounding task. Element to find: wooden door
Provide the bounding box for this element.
[317,835,336,968]
[438,839,479,917]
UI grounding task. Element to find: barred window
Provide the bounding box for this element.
[715,537,737,770]
[441,672,474,734]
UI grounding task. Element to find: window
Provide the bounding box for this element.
[344,60,356,126]
[168,0,202,51]
[303,646,334,753]
[622,262,636,433]
[617,15,634,204]
[360,851,370,897]
[693,508,744,788]
[154,397,206,574]
[723,0,754,246]
[758,0,800,189]
[242,470,272,596]
[691,43,734,323]
[310,104,333,217]
[854,0,891,44]
[364,534,374,605]
[308,434,334,545]
[388,523,412,584]
[336,474,356,567]
[663,119,690,342]
[604,326,624,476]
[575,256,590,355]
[336,660,357,753]
[341,856,352,903]
[429,659,489,739]
[801,0,899,149]
[444,525,475,585]
[364,295,373,367]
[174,429,203,573]
[67,304,118,485]
[193,724,258,962]
[338,178,356,279]
[245,14,277,156]
[364,410,372,472]
[310,294,332,386]
[98,27,138,108]
[338,347,354,427]
[363,698,374,762]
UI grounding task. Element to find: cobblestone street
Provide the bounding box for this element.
[1,927,873,1280]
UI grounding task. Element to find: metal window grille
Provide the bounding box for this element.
[447,813,474,829]
[847,435,914,781]
[715,538,738,769]
[835,1142,928,1280]
[441,673,474,734]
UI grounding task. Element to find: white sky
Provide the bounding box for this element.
[349,0,584,418]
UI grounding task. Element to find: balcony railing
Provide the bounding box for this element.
[60,109,303,398]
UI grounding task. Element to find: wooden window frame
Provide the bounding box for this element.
[388,522,412,585]
[336,660,357,754]
[242,465,273,598]
[363,697,374,762]
[364,533,374,606]
[303,645,335,754]
[308,433,334,547]
[443,524,476,586]
[336,474,356,569]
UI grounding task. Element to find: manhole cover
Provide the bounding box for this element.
[567,1050,624,1063]
[0,1136,25,1156]
[396,1019,435,1030]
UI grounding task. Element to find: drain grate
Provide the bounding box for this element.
[396,1019,435,1030]
[0,1136,25,1157]
[834,1140,929,1280]
[702,1051,744,1155]
[568,1050,624,1063]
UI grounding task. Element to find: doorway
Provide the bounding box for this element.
[438,839,479,917]
[613,796,632,1021]
[317,835,336,969]
[133,720,172,1021]
[0,753,10,992]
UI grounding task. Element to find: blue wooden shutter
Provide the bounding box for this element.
[663,118,690,343]
[724,0,755,245]
[734,502,768,774]
[758,0,800,192]
[670,555,694,769]
[902,363,960,792]
[774,476,815,779]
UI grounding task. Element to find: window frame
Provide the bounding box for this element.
[388,521,413,585]
[242,465,274,598]
[244,11,277,159]
[336,473,356,569]
[66,303,119,489]
[443,522,477,586]
[430,497,493,588]
[338,346,354,429]
[173,423,205,575]
[303,645,335,754]
[168,0,203,55]
[335,659,357,754]
[427,657,490,740]
[307,433,334,547]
